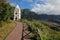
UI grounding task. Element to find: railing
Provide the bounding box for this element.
[21,23,31,40]
[21,23,41,40]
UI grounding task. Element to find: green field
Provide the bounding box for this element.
[0,21,15,40]
[21,19,60,40]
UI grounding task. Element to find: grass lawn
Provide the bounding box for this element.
[0,21,16,40]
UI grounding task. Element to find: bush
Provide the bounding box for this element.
[21,19,60,40]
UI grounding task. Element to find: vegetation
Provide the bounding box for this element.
[0,0,14,22]
[21,9,37,20]
[0,0,60,40]
[0,0,15,40]
[21,19,60,40]
[21,9,60,40]
[0,21,15,40]
[21,9,60,23]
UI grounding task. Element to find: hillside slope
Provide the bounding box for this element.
[21,9,60,23]
[21,19,60,40]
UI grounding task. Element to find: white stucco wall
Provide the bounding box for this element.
[14,5,21,21]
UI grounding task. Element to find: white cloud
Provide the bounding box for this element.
[22,0,33,2]
[10,3,17,7]
[31,0,60,15]
[45,0,60,11]
[31,3,54,14]
[45,0,60,15]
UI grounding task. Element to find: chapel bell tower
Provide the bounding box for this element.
[14,5,21,21]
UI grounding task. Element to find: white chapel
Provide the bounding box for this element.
[14,5,21,21]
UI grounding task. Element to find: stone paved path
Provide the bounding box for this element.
[5,22,23,40]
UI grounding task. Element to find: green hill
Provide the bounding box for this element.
[21,19,60,40]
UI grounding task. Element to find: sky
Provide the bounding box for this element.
[8,0,60,15]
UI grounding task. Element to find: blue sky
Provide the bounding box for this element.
[8,0,60,15]
[8,0,45,9]
[8,0,33,9]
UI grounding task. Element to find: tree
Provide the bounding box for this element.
[0,0,14,21]
[21,9,37,20]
